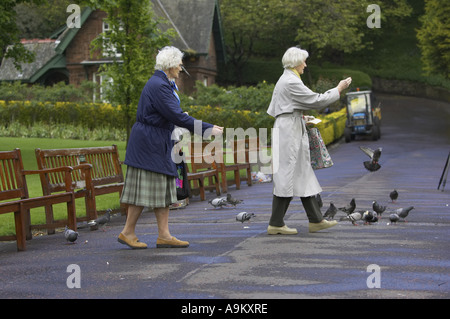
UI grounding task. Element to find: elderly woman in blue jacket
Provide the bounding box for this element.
[118,46,223,249]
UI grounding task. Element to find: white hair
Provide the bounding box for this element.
[155,46,184,71]
[282,47,309,69]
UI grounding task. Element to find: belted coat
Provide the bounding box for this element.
[267,69,340,197]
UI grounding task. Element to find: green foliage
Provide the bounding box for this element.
[0,0,47,71]
[308,66,372,89]
[14,0,70,39]
[0,81,96,103]
[219,0,413,84]
[416,0,450,79]
[0,100,125,132]
[184,81,275,113]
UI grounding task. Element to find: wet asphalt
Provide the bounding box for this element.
[0,94,449,301]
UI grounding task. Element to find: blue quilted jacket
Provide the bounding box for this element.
[124,70,213,177]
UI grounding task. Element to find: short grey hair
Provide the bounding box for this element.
[282,47,309,69]
[155,46,184,71]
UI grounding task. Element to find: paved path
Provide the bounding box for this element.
[1,94,449,301]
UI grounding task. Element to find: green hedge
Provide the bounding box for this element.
[0,100,125,130]
[314,108,347,145]
[0,99,346,144]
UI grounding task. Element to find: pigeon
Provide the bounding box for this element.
[208,196,228,208]
[389,213,400,224]
[323,202,337,220]
[362,210,378,224]
[89,209,111,230]
[372,200,387,218]
[64,226,79,243]
[393,206,414,221]
[226,193,243,206]
[389,189,399,202]
[338,198,356,215]
[339,211,362,225]
[236,212,255,223]
[359,146,382,172]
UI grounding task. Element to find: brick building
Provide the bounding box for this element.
[0,0,226,95]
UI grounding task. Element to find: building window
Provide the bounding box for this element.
[93,72,112,103]
[203,76,208,87]
[102,21,122,58]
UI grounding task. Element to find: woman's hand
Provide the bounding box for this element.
[211,125,224,136]
[337,77,352,93]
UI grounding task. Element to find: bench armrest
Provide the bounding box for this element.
[23,166,75,192]
[22,166,73,175]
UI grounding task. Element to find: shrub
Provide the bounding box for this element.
[0,100,125,130]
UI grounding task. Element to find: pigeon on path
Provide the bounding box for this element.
[339,211,363,225]
[372,200,387,218]
[338,198,356,215]
[393,206,414,221]
[64,226,79,243]
[236,212,255,223]
[226,193,243,206]
[208,196,228,209]
[359,146,382,172]
[389,189,399,202]
[389,213,400,224]
[323,202,337,220]
[89,209,111,230]
[362,210,378,224]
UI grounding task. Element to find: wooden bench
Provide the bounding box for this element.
[186,141,221,201]
[35,145,125,226]
[218,138,255,193]
[0,149,77,251]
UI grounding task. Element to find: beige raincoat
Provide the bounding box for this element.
[267,69,340,197]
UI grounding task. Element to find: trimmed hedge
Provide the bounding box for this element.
[0,100,346,145]
[0,100,125,130]
[314,108,347,145]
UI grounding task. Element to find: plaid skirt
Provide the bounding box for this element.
[120,166,177,208]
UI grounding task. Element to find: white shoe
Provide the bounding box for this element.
[267,225,298,235]
[309,220,338,233]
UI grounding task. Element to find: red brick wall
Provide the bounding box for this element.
[66,10,105,86]
[180,33,218,94]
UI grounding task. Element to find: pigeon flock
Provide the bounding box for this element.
[319,145,415,226]
[324,191,415,226]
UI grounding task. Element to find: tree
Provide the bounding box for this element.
[417,0,450,79]
[86,0,175,144]
[0,0,47,70]
[220,0,298,84]
[220,0,412,83]
[14,0,70,39]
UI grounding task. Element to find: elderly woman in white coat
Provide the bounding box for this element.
[267,47,352,235]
